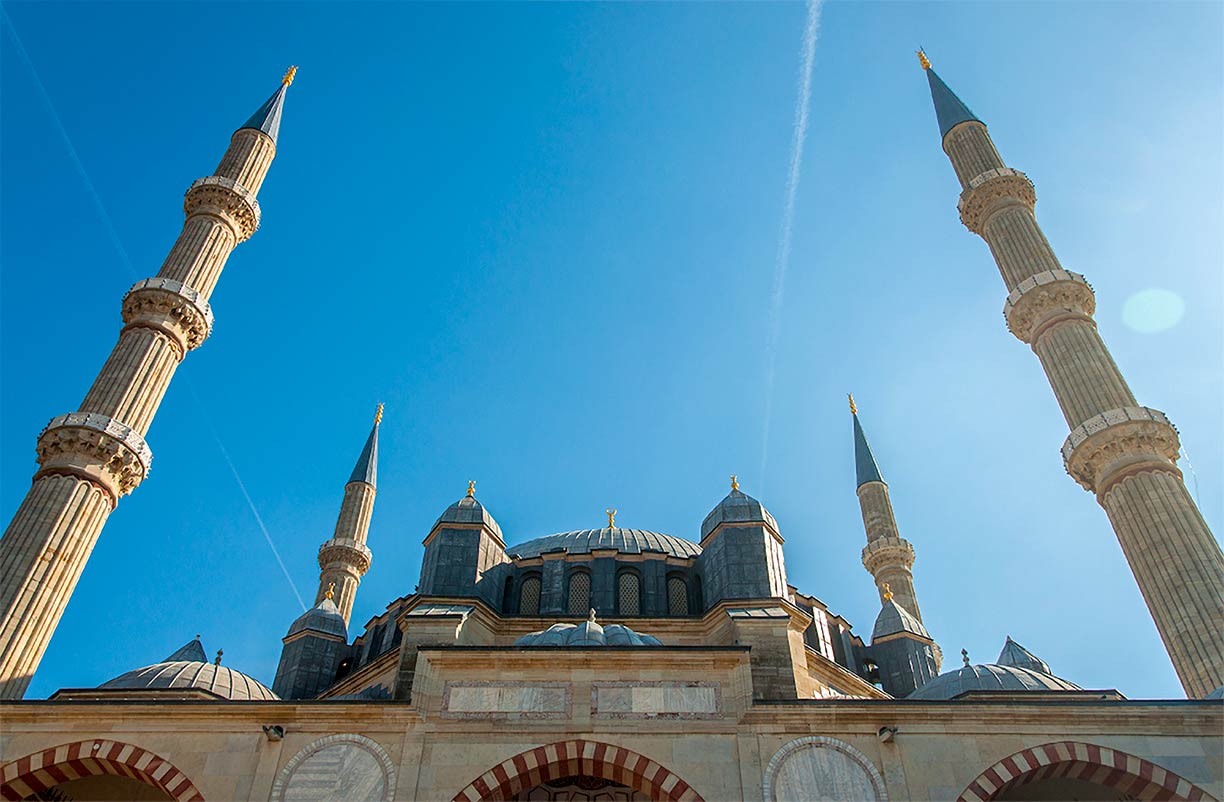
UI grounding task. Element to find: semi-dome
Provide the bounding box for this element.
[286,596,347,639]
[508,528,700,559]
[872,598,930,642]
[434,493,503,541]
[515,615,662,647]
[908,663,1081,700]
[700,486,778,540]
[99,637,278,701]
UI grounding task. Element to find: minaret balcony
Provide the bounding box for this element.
[318,538,373,575]
[957,167,1035,234]
[1002,269,1096,344]
[34,412,153,500]
[121,278,214,356]
[183,176,261,241]
[1062,407,1182,496]
[861,536,915,574]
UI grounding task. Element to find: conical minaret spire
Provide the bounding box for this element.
[920,52,1224,698]
[0,72,296,700]
[315,405,381,625]
[850,396,926,625]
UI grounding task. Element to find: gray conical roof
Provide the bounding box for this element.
[925,67,982,138]
[701,488,778,540]
[286,597,347,640]
[239,81,289,144]
[348,421,379,487]
[853,413,884,487]
[872,598,929,642]
[434,494,502,541]
[997,636,1052,675]
[163,635,207,663]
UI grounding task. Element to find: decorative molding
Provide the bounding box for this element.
[122,277,214,354]
[0,739,205,802]
[957,167,1036,234]
[957,741,1213,802]
[270,733,396,802]
[184,175,261,241]
[36,412,152,498]
[1002,269,1096,344]
[861,537,915,574]
[318,537,373,574]
[762,736,887,802]
[1061,407,1181,494]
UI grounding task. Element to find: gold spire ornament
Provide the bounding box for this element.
[848,393,858,415]
[916,49,931,70]
[282,65,298,86]
[467,480,476,498]
[730,475,739,492]
[606,508,617,528]
[374,403,384,425]
[882,582,893,601]
[325,582,335,600]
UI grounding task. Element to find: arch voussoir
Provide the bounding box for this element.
[0,739,206,802]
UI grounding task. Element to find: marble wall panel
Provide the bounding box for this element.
[592,681,721,719]
[442,680,572,719]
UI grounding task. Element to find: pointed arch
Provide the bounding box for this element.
[0,739,205,801]
[957,741,1218,802]
[451,739,703,802]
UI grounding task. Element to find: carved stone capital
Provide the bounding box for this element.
[958,167,1035,234]
[35,412,152,501]
[1002,269,1096,343]
[184,176,260,241]
[1062,407,1181,495]
[318,538,373,575]
[122,277,214,355]
[861,536,915,575]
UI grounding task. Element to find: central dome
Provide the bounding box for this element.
[508,528,701,559]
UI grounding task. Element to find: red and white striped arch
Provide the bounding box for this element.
[451,739,704,802]
[958,741,1217,802]
[0,739,205,802]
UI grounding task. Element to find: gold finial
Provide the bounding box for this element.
[282,65,298,86]
[467,480,476,498]
[882,582,893,601]
[606,507,617,528]
[916,49,930,70]
[215,648,224,666]
[848,393,858,415]
[730,474,739,492]
[325,581,335,600]
[374,403,384,425]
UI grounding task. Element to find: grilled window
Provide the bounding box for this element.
[567,571,591,616]
[618,572,641,615]
[519,576,541,616]
[668,576,689,615]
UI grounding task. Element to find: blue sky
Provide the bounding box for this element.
[1,2,1219,700]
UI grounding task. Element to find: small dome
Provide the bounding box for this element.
[908,664,1081,700]
[286,597,347,639]
[872,599,930,642]
[515,619,662,647]
[101,661,278,701]
[435,495,503,541]
[700,488,778,540]
[509,529,700,559]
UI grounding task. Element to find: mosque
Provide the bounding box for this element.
[0,51,1221,802]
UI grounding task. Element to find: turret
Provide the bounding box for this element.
[272,587,348,700]
[315,405,381,625]
[851,396,926,623]
[866,587,939,698]
[920,51,1223,698]
[697,476,788,604]
[0,69,296,699]
[417,482,507,604]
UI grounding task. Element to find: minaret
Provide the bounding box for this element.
[920,51,1224,698]
[315,405,380,625]
[0,69,297,700]
[852,395,925,624]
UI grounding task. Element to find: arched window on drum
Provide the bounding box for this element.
[617,570,641,615]
[566,570,591,616]
[519,574,541,616]
[667,574,689,615]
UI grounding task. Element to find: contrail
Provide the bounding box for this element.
[4,9,307,612]
[759,0,823,492]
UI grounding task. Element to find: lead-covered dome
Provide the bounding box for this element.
[872,598,930,642]
[99,637,278,701]
[434,494,502,541]
[287,596,347,639]
[908,663,1081,700]
[515,617,662,647]
[508,528,700,559]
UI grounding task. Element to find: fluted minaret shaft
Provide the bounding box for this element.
[316,413,379,625]
[926,61,1224,697]
[0,75,292,700]
[852,406,924,623]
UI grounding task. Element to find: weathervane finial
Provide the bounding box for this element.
[730,474,739,492]
[325,582,335,600]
